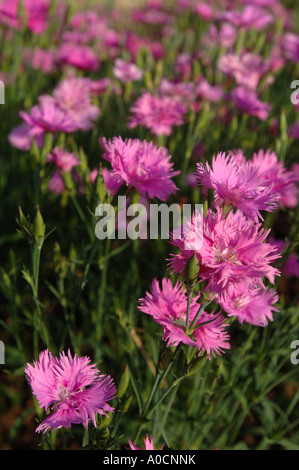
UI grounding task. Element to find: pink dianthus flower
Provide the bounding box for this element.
[25,349,116,433]
[99,136,180,201]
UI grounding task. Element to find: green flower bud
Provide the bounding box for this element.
[184,252,199,289]
[118,365,130,399]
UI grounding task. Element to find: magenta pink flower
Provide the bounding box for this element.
[128,92,187,136]
[99,136,180,201]
[46,148,81,174]
[113,58,143,83]
[169,208,281,297]
[230,86,271,121]
[25,349,116,433]
[128,434,164,450]
[251,149,298,209]
[218,283,279,327]
[196,152,279,221]
[56,43,100,72]
[138,278,230,358]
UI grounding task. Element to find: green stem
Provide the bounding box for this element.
[186,299,213,335]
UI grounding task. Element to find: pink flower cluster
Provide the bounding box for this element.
[8,76,101,151]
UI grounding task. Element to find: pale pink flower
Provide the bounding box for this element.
[158,78,196,104]
[99,137,180,201]
[128,92,187,136]
[113,58,143,83]
[196,152,279,221]
[25,349,116,433]
[138,278,230,357]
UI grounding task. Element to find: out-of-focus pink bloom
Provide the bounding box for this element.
[202,23,237,49]
[88,78,111,95]
[25,349,116,433]
[131,7,173,25]
[128,434,164,450]
[113,58,143,83]
[219,283,279,327]
[196,78,225,103]
[174,53,193,80]
[31,48,56,74]
[128,92,187,136]
[281,33,299,63]
[218,51,268,91]
[56,43,100,72]
[251,149,298,209]
[19,95,80,134]
[194,2,214,21]
[125,33,165,61]
[99,136,180,201]
[138,278,230,357]
[48,171,65,194]
[46,148,81,173]
[196,152,279,221]
[218,5,273,30]
[270,238,299,278]
[53,76,101,131]
[230,86,271,121]
[169,208,280,297]
[158,78,196,104]
[0,0,51,34]
[90,168,99,185]
[289,123,299,140]
[8,123,44,151]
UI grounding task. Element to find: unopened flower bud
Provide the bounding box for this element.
[184,252,199,289]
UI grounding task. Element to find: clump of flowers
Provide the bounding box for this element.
[128,91,187,136]
[138,278,230,358]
